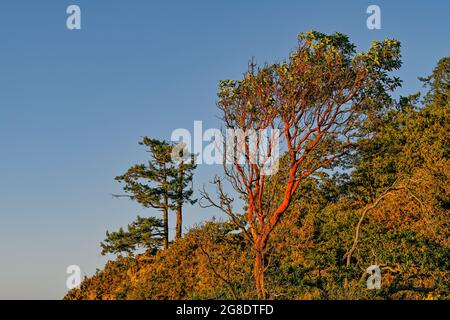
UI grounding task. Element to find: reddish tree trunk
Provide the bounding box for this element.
[254,241,267,300]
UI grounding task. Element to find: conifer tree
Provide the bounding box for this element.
[115,137,173,250]
[100,216,164,256]
[170,144,197,240]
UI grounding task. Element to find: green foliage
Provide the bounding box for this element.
[100,216,164,256]
[419,56,449,105]
[115,138,173,209]
[65,33,449,300]
[115,137,196,248]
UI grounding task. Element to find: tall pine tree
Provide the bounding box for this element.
[115,138,197,249]
[170,143,197,240]
[115,137,173,250]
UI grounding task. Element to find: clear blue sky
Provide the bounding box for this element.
[0,0,448,299]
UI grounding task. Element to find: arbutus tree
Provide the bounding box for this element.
[201,31,402,299]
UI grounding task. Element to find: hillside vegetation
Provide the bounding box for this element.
[65,34,449,300]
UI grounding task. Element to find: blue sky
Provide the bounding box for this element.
[0,0,448,299]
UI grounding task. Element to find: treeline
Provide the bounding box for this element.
[65,32,449,300]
